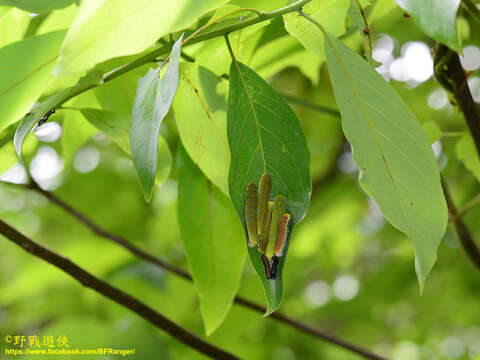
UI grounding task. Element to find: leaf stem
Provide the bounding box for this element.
[456,193,480,218]
[224,34,236,61]
[103,0,312,84]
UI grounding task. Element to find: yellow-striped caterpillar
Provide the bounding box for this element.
[257,173,271,235]
[258,201,273,254]
[245,182,258,247]
[244,173,291,280]
[266,195,285,259]
[275,213,291,257]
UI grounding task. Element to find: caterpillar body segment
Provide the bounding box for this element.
[266,195,285,259]
[261,255,271,279]
[270,256,279,279]
[256,173,272,235]
[245,182,258,247]
[258,201,274,254]
[275,213,291,257]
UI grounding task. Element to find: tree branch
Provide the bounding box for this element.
[434,44,480,156]
[441,177,480,271]
[18,182,386,360]
[0,218,239,360]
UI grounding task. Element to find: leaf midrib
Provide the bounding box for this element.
[232,60,267,174]
[324,34,414,242]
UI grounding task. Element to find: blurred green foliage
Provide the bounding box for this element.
[1,0,480,359]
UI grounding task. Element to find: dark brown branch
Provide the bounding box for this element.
[0,218,239,360]
[19,181,386,360]
[434,44,480,156]
[441,177,480,271]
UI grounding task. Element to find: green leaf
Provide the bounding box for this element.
[177,147,245,335]
[61,92,100,168]
[249,34,322,85]
[13,70,103,160]
[227,61,311,314]
[82,108,172,186]
[456,135,480,182]
[53,0,228,76]
[422,121,443,144]
[173,63,230,195]
[394,0,461,51]
[130,36,181,202]
[36,3,78,35]
[0,29,66,133]
[322,30,448,290]
[283,0,350,60]
[0,6,30,47]
[0,142,17,174]
[0,0,73,13]
[192,5,269,77]
[82,109,130,155]
[347,0,377,66]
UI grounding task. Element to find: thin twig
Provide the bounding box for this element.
[441,177,480,271]
[280,93,341,117]
[0,218,239,360]
[19,181,386,360]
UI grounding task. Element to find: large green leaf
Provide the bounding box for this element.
[82,108,172,186]
[0,6,29,47]
[173,63,230,195]
[456,135,480,182]
[177,147,245,335]
[13,70,103,159]
[53,0,228,76]
[227,61,311,314]
[283,0,350,60]
[322,30,448,289]
[394,0,461,51]
[0,0,73,13]
[130,36,181,202]
[0,30,66,133]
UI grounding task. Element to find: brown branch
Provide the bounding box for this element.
[441,177,480,271]
[435,44,480,156]
[0,218,239,360]
[19,181,386,360]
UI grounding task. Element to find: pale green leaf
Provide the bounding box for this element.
[323,30,448,289]
[54,0,228,76]
[0,30,66,133]
[0,6,29,47]
[0,142,17,173]
[177,147,245,335]
[347,0,377,66]
[36,3,78,35]
[13,70,103,159]
[456,135,480,182]
[192,5,269,77]
[249,33,322,84]
[227,61,311,314]
[173,63,230,195]
[82,108,172,185]
[394,0,461,51]
[0,0,73,13]
[130,36,181,202]
[422,121,443,144]
[283,0,350,59]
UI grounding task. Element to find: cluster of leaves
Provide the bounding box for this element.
[1,0,480,353]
